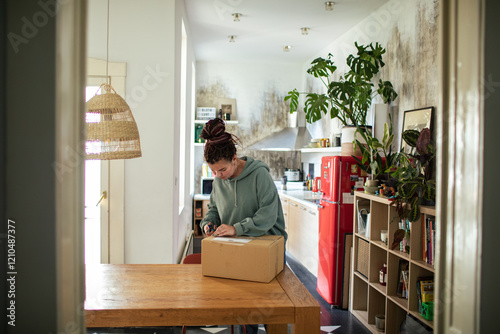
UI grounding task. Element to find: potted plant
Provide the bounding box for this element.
[352,118,397,183]
[284,42,398,154]
[391,128,436,222]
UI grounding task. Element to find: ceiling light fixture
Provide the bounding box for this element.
[301,27,310,35]
[85,0,141,160]
[228,35,237,42]
[325,1,335,11]
[232,13,241,22]
[283,45,292,52]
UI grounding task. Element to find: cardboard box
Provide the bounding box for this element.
[201,235,284,283]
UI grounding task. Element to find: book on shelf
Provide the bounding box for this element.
[397,260,409,299]
[422,215,436,265]
[399,219,411,254]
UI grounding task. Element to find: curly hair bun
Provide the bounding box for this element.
[200,118,230,144]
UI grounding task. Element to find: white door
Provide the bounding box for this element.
[85,58,127,264]
[84,83,109,264]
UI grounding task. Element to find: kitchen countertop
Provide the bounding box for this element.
[278,188,322,209]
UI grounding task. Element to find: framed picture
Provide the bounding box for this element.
[217,97,236,120]
[401,107,434,153]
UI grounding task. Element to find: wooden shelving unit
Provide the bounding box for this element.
[193,195,210,237]
[350,191,436,333]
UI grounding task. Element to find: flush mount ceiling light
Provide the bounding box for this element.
[85,0,141,160]
[283,45,292,52]
[232,13,241,22]
[325,1,335,11]
[228,35,237,42]
[301,27,310,35]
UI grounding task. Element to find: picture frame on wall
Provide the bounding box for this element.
[401,107,434,153]
[217,97,236,120]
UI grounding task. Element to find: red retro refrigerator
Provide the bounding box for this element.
[317,156,365,307]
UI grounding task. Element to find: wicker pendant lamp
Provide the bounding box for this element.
[85,84,142,159]
[85,0,142,160]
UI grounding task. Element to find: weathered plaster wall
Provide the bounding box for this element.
[195,62,303,181]
[303,0,439,148]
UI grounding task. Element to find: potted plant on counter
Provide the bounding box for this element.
[284,42,398,155]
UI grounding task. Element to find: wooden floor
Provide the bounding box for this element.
[86,252,370,334]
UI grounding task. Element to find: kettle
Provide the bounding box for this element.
[312,176,321,193]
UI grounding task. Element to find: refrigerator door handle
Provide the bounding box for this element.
[321,200,340,205]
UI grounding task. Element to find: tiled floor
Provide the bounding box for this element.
[86,253,370,334]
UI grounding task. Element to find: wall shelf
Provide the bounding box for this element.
[194,120,238,125]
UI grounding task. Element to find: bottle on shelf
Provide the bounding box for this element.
[379,263,387,286]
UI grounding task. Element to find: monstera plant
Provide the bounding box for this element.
[284,42,398,127]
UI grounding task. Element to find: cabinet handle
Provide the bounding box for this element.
[300,206,307,211]
[290,202,298,207]
[308,210,316,215]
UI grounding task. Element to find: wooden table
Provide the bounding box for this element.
[85,264,320,333]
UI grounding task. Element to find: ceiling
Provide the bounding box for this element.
[184,0,389,64]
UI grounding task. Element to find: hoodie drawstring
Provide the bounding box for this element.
[234,179,238,207]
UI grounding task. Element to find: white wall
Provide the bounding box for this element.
[196,61,302,137]
[88,0,194,263]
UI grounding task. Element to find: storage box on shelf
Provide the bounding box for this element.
[350,191,436,334]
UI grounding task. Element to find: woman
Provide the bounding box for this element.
[200,118,287,242]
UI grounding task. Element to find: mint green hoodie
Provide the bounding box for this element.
[200,156,287,241]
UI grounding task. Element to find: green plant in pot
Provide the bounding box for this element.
[284,42,398,148]
[391,128,436,222]
[352,120,397,191]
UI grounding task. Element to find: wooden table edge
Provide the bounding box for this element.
[276,265,321,334]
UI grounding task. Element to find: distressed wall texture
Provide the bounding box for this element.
[195,62,303,182]
[195,0,439,182]
[304,0,439,147]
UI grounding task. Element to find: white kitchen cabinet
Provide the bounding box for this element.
[284,196,319,277]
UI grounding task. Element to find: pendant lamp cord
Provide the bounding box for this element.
[106,0,110,84]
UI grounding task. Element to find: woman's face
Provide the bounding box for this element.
[208,156,237,180]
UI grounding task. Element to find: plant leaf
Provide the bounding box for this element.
[402,129,420,148]
[416,128,431,155]
[284,89,299,113]
[304,93,329,123]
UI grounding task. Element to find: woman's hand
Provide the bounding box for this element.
[214,224,236,237]
[203,222,215,236]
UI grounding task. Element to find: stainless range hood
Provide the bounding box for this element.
[247,126,312,151]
